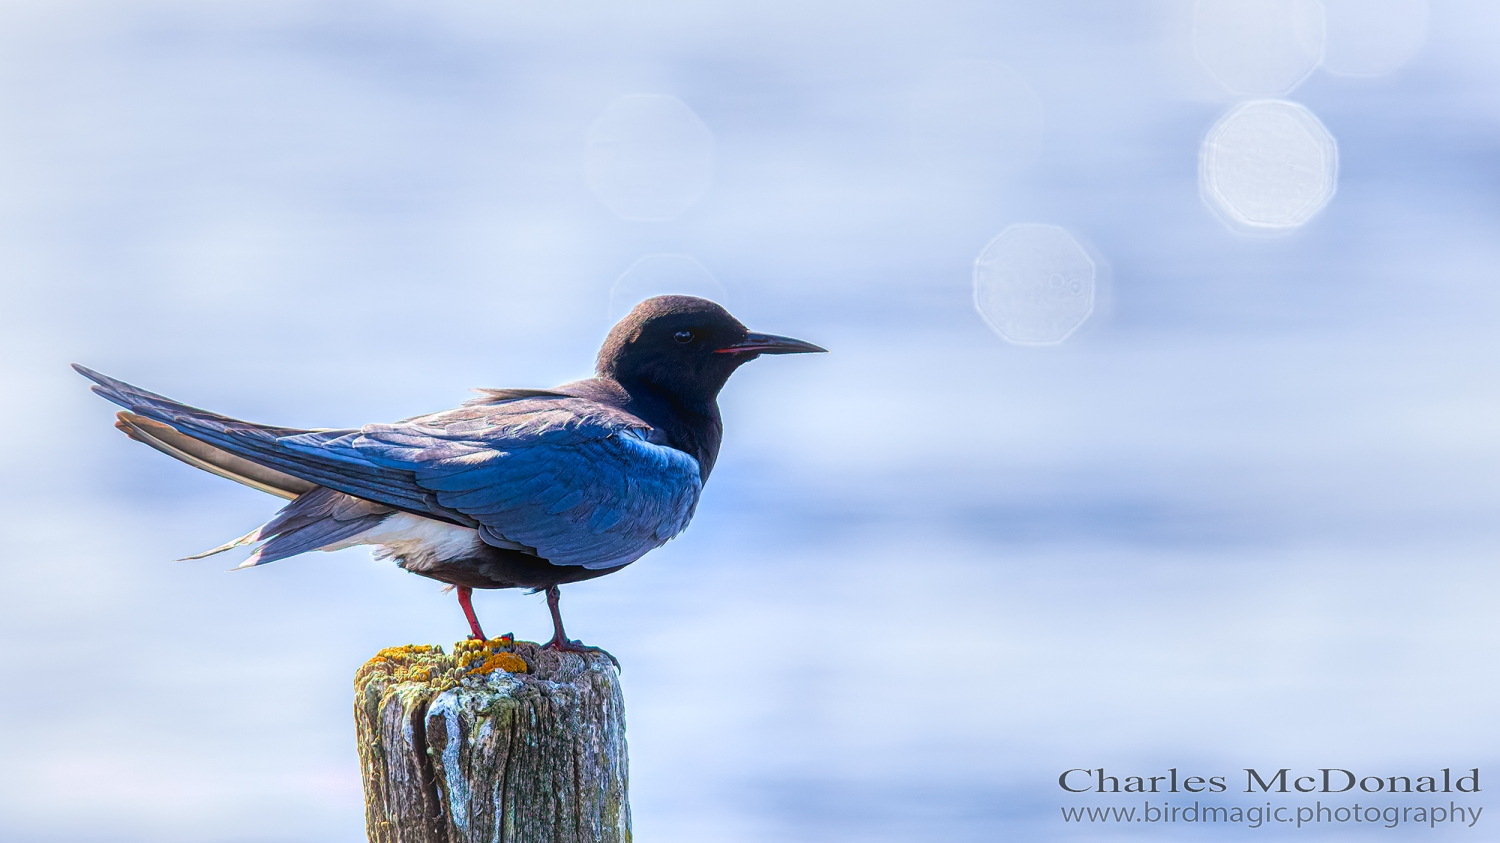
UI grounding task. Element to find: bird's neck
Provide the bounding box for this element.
[564,377,724,482]
[624,379,724,482]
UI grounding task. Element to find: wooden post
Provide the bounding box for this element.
[354,638,630,843]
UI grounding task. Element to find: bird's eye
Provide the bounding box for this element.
[674,330,694,344]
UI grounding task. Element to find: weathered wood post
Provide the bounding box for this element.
[354,638,630,843]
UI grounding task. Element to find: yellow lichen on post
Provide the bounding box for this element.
[472,652,528,675]
[355,640,629,843]
[358,644,451,686]
[454,636,529,676]
[355,638,529,695]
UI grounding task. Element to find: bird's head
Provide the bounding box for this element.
[596,295,825,405]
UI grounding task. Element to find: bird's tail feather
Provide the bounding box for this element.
[179,527,264,561]
[73,364,310,438]
[75,364,325,499]
[219,487,395,570]
[73,364,437,519]
[117,412,314,500]
[73,365,402,569]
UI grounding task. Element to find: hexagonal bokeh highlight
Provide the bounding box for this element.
[973,225,1096,346]
[608,254,727,322]
[585,95,714,221]
[1322,0,1428,77]
[1200,100,1338,232]
[1194,0,1325,96]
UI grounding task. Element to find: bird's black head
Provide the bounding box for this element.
[596,295,825,407]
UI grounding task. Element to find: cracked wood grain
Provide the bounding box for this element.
[355,640,630,843]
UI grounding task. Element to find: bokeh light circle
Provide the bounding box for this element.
[1200,100,1338,232]
[973,225,1096,345]
[1193,0,1325,95]
[585,95,714,221]
[608,254,727,322]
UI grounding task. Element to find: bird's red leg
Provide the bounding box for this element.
[457,586,486,640]
[543,585,619,668]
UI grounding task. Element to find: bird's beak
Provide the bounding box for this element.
[716,332,828,355]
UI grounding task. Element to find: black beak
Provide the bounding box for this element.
[716,332,828,356]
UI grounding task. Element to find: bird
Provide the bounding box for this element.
[75,295,824,661]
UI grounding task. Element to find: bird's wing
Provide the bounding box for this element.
[76,365,702,569]
[313,400,703,569]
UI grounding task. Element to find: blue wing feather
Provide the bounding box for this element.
[75,365,702,570]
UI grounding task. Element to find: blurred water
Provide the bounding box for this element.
[1322,0,1429,77]
[1,1,1499,841]
[910,60,1045,181]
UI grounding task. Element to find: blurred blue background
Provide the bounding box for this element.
[2,1,1498,840]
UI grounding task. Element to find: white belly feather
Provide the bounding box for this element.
[323,512,486,572]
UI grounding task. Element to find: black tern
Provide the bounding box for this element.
[76,295,824,659]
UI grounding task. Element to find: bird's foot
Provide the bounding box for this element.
[544,636,620,669]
